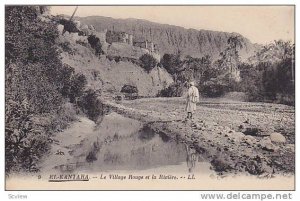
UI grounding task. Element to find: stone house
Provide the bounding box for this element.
[106,30,133,45]
[133,40,157,53]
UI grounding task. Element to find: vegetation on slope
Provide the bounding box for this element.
[5,6,102,174]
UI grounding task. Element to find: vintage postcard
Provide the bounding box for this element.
[5,5,295,190]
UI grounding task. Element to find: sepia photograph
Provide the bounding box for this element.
[5,5,295,191]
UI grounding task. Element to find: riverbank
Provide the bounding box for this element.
[6,96,295,190]
[103,97,295,176]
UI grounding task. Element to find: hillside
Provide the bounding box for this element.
[76,16,260,61]
[58,30,173,97]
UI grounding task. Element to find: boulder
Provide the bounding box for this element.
[242,135,257,146]
[227,131,244,142]
[73,20,81,29]
[233,132,245,140]
[270,132,286,143]
[57,24,64,34]
[63,31,70,36]
[258,137,279,152]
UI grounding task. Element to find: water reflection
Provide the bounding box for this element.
[186,144,198,173]
[58,113,210,174]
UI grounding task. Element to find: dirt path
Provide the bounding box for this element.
[103,97,295,176]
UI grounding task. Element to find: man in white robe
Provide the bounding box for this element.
[185,81,199,120]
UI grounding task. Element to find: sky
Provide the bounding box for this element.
[50,6,294,44]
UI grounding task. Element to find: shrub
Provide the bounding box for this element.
[5,100,78,174]
[51,103,78,131]
[78,89,104,122]
[5,99,47,173]
[114,56,121,63]
[60,67,87,103]
[157,82,184,97]
[87,35,103,56]
[161,53,181,75]
[59,42,75,55]
[57,18,80,33]
[201,81,226,98]
[69,74,87,103]
[239,41,295,105]
[120,84,138,94]
[139,54,157,72]
[5,6,87,174]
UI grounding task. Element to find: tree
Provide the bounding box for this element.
[139,54,158,72]
[88,35,103,56]
[213,35,244,90]
[78,90,104,122]
[239,40,295,105]
[251,40,294,64]
[161,53,181,75]
[219,35,243,72]
[183,55,213,85]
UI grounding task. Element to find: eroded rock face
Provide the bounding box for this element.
[270,132,286,143]
[77,16,259,60]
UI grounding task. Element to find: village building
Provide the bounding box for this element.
[106,30,133,45]
[133,40,159,53]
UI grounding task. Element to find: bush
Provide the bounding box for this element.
[5,99,47,173]
[139,54,157,72]
[239,58,295,105]
[69,74,87,103]
[121,84,138,94]
[60,66,87,103]
[59,42,75,55]
[276,93,295,106]
[5,6,87,174]
[51,102,78,131]
[120,85,139,99]
[161,53,181,75]
[201,81,226,98]
[157,83,184,97]
[78,89,105,122]
[239,41,295,105]
[87,35,103,56]
[57,18,81,33]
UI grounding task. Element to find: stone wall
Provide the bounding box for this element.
[107,42,149,59]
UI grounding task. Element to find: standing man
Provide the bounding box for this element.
[185,81,199,120]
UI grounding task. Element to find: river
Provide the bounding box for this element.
[5,112,294,190]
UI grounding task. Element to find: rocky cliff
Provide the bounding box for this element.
[76,16,260,61]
